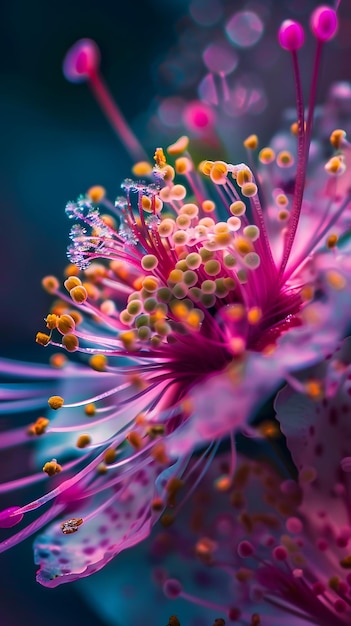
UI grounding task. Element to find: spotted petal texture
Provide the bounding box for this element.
[275,336,351,528]
[34,456,189,587]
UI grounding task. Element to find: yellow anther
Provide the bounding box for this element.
[243,134,258,150]
[215,231,232,246]
[120,331,136,350]
[327,234,338,249]
[89,354,107,371]
[223,278,236,292]
[186,252,202,269]
[326,270,346,290]
[100,300,116,316]
[186,309,203,330]
[258,147,275,164]
[180,203,198,219]
[241,182,258,197]
[324,155,346,176]
[85,403,96,417]
[235,238,253,255]
[158,217,175,237]
[258,420,281,438]
[290,121,306,135]
[141,254,158,271]
[199,160,214,176]
[84,263,107,283]
[132,161,153,177]
[48,395,64,410]
[214,222,229,234]
[142,276,159,292]
[154,320,171,336]
[330,128,346,150]
[236,169,252,187]
[168,269,184,284]
[301,285,314,301]
[127,431,143,450]
[214,475,232,491]
[87,185,106,203]
[278,210,289,221]
[160,164,176,183]
[119,309,133,326]
[154,147,167,168]
[223,254,236,268]
[201,199,215,213]
[151,442,169,465]
[170,301,190,320]
[230,200,246,216]
[305,379,323,399]
[62,334,79,352]
[45,314,58,330]
[247,307,262,325]
[167,135,189,154]
[141,195,152,212]
[100,214,117,231]
[76,434,91,448]
[42,275,59,293]
[175,156,192,175]
[210,161,228,185]
[27,416,49,436]
[199,216,215,228]
[64,263,80,277]
[50,353,67,368]
[64,276,82,291]
[276,193,289,207]
[201,279,216,294]
[204,259,221,276]
[243,225,260,241]
[70,285,88,304]
[43,460,62,476]
[176,213,191,229]
[57,314,76,335]
[36,332,51,347]
[127,300,142,317]
[237,269,248,284]
[170,184,187,200]
[103,448,117,465]
[50,300,67,317]
[147,424,165,439]
[229,337,246,355]
[277,150,294,168]
[227,304,245,321]
[82,282,99,300]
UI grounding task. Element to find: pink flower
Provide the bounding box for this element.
[1,4,351,588]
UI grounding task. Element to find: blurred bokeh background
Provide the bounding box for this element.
[1,0,351,624]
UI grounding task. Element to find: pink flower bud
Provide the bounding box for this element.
[278,20,305,51]
[310,6,338,42]
[63,39,100,83]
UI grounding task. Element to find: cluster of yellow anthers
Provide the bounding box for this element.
[35,126,346,365]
